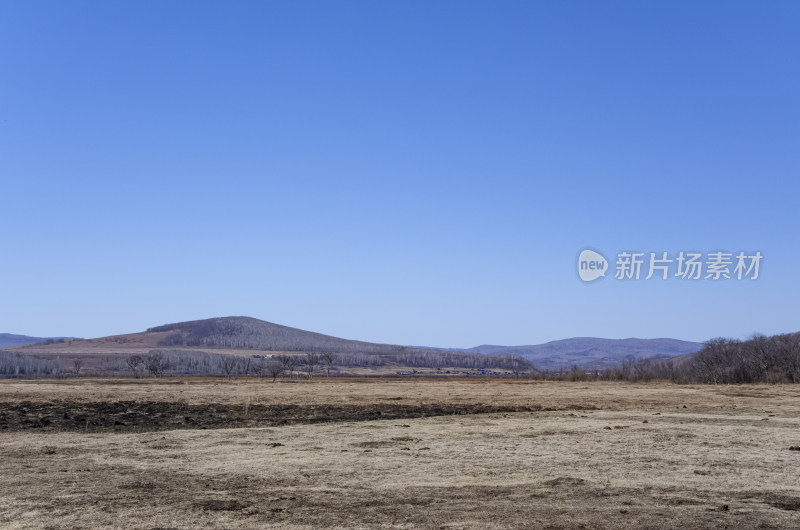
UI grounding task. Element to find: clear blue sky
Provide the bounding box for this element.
[1,1,798,346]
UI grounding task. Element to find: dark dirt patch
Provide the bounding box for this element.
[120,479,159,490]
[664,497,705,506]
[543,477,587,487]
[0,401,553,433]
[352,436,422,448]
[769,497,800,511]
[719,392,771,399]
[390,436,420,442]
[195,499,245,511]
[353,440,398,448]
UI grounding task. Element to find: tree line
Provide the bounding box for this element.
[0,351,61,377]
[541,332,800,384]
[3,331,798,382]
[393,351,534,372]
[116,349,534,379]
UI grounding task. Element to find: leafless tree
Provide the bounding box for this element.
[243,357,252,378]
[73,359,83,376]
[267,361,284,382]
[220,357,237,380]
[145,352,165,377]
[302,352,319,379]
[277,354,297,379]
[782,334,800,383]
[321,352,336,377]
[254,357,265,379]
[126,355,144,378]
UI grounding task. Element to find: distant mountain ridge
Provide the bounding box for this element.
[0,333,80,349]
[465,337,703,370]
[3,317,704,372]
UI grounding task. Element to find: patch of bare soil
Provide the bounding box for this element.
[0,401,557,432]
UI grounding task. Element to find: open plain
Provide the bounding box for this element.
[1,378,799,529]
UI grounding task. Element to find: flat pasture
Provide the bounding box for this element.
[1,379,799,528]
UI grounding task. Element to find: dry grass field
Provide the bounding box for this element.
[1,378,799,528]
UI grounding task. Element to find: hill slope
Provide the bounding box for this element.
[0,333,79,349]
[466,337,703,370]
[148,316,426,354]
[5,317,414,355]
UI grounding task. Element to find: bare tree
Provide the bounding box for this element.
[302,352,319,379]
[255,357,266,379]
[126,355,143,378]
[321,352,336,377]
[220,357,236,381]
[243,357,252,378]
[783,334,800,383]
[72,358,83,376]
[267,361,284,382]
[277,354,297,379]
[145,352,165,377]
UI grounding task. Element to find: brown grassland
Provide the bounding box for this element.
[1,378,799,528]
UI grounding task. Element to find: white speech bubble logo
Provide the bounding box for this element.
[578,249,608,282]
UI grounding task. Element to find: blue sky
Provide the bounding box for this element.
[1,1,798,346]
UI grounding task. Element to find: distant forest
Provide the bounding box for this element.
[551,332,800,384]
[113,349,535,379]
[0,349,534,379]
